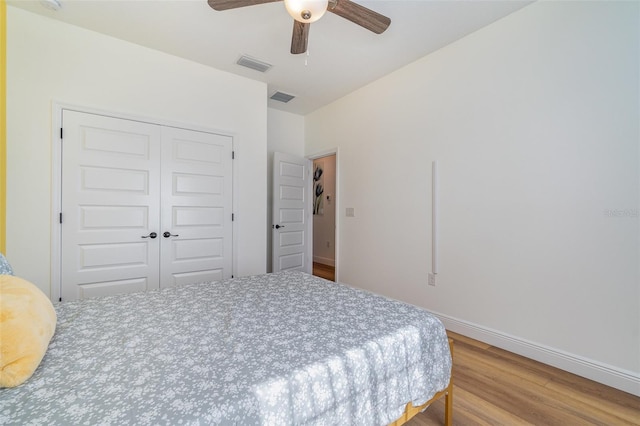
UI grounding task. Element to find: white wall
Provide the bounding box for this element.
[6,7,268,295]
[305,1,639,393]
[266,108,305,271]
[313,155,336,266]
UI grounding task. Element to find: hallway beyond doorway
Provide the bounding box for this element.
[312,262,335,281]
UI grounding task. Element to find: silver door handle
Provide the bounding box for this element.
[274,224,285,229]
[163,232,179,238]
[142,232,157,239]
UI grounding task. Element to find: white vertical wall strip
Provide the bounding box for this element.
[432,160,438,275]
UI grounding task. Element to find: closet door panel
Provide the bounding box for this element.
[160,127,233,288]
[61,110,162,301]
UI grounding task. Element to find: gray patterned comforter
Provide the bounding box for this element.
[0,271,451,425]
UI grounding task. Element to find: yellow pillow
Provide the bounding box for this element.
[0,275,57,387]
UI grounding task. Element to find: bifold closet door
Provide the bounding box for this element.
[61,110,162,300]
[159,126,233,287]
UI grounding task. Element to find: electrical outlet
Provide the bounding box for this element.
[428,273,436,286]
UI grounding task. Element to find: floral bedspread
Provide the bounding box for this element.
[0,271,451,425]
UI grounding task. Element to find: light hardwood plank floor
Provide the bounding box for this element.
[410,332,640,426]
[313,262,335,281]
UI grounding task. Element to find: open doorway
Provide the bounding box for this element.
[311,154,336,281]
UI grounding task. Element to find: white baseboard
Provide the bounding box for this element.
[313,256,335,267]
[431,311,640,397]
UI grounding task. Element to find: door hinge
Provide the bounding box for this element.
[60,128,63,139]
[232,213,235,221]
[59,297,62,302]
[231,274,234,279]
[232,151,235,160]
[59,213,63,224]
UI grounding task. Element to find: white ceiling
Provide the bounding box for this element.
[9,0,532,115]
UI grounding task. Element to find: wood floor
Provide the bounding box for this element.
[313,262,335,281]
[409,332,640,426]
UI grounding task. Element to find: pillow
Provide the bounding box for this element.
[0,275,57,387]
[0,253,13,275]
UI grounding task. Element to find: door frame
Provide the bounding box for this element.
[307,148,339,282]
[50,101,238,302]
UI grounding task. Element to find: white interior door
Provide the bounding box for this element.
[272,152,311,273]
[61,110,162,300]
[160,126,233,287]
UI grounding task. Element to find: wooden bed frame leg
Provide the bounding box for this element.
[444,338,454,426]
[444,382,453,426]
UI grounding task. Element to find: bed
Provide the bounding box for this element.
[0,271,452,425]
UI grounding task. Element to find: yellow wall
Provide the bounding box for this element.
[1,0,6,254]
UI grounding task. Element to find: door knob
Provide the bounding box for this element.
[275,224,285,229]
[163,232,179,238]
[142,232,157,239]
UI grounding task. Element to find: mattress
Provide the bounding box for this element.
[0,271,451,425]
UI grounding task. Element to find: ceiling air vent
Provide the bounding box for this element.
[40,0,62,11]
[270,91,295,103]
[236,55,272,73]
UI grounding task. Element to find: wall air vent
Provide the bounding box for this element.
[236,55,272,73]
[270,91,295,103]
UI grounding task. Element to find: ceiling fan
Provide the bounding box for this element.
[207,0,391,54]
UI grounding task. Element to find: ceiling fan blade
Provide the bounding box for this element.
[328,0,390,34]
[291,21,310,54]
[207,0,281,11]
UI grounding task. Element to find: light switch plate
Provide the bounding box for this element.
[346,207,355,217]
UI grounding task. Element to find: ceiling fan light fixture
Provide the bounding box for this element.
[284,0,328,23]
